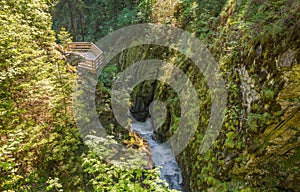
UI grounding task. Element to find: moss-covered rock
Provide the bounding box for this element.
[148,0,300,191]
[95,0,300,191]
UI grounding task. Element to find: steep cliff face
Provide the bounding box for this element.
[163,0,300,191]
[94,0,299,191]
[112,0,300,191]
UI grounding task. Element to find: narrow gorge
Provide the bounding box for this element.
[1,0,299,191]
[94,0,300,191]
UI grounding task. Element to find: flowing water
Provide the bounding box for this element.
[132,119,184,191]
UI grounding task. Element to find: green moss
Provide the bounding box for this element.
[225,132,236,149]
[262,89,275,101]
[143,0,300,191]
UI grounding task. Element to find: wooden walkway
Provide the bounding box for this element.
[66,42,102,72]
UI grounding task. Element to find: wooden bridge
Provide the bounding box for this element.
[66,42,102,72]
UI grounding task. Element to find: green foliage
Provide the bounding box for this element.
[2,0,300,191]
[46,177,63,192]
[247,112,273,132]
[57,27,72,45]
[262,89,275,101]
[98,64,118,85]
[225,132,236,149]
[82,150,173,191]
[1,0,174,191]
[173,0,226,40]
[52,0,152,41]
[0,129,25,189]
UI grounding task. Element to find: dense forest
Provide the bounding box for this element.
[1,0,299,191]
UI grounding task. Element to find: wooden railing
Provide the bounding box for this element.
[67,42,103,72]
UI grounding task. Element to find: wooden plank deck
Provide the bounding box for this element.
[67,42,102,72]
[73,51,97,60]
